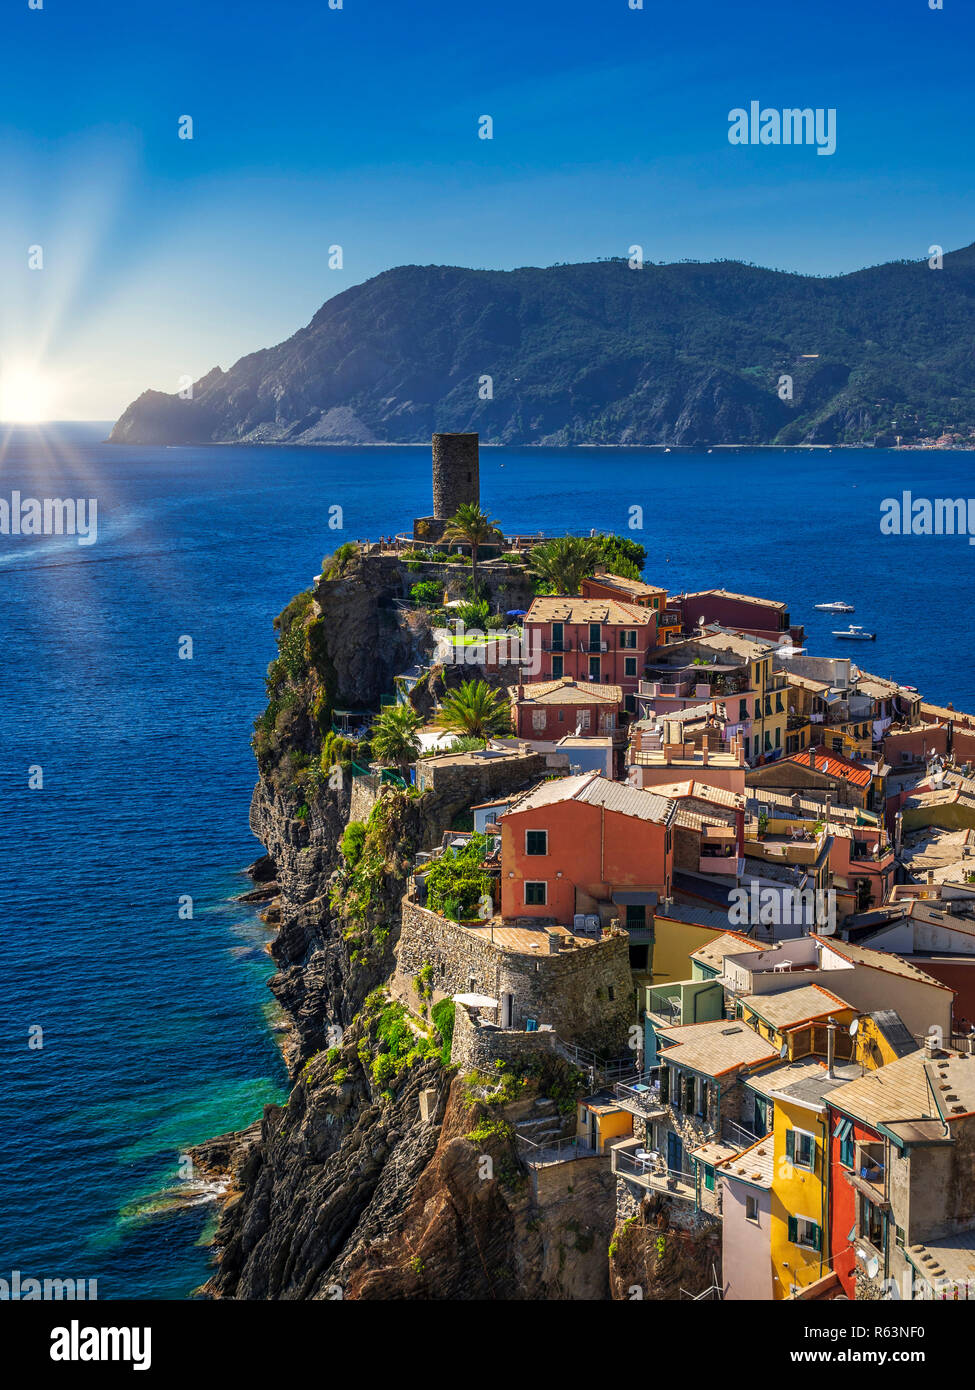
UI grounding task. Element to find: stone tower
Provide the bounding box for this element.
[432,432,479,520]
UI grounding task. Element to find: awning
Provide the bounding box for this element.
[612,890,659,907]
[453,992,499,1009]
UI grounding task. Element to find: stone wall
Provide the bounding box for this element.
[414,749,549,799]
[394,896,634,1057]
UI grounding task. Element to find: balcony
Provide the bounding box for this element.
[611,1138,697,1201]
[542,639,574,652]
[614,1071,668,1120]
[579,640,609,653]
[844,1142,889,1206]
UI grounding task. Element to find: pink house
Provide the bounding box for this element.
[522,596,656,709]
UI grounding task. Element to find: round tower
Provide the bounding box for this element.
[432,432,479,520]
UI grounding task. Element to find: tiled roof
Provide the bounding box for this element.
[717,1134,775,1189]
[656,1019,779,1077]
[778,747,875,788]
[815,935,954,991]
[741,984,854,1030]
[746,1057,837,1100]
[681,588,788,612]
[827,1049,941,1128]
[906,1227,975,1287]
[683,632,776,660]
[652,902,734,932]
[690,930,757,970]
[651,780,742,809]
[506,771,676,826]
[588,570,666,598]
[525,596,654,626]
[516,677,623,705]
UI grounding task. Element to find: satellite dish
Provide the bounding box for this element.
[866,1256,880,1280]
[849,1019,859,1036]
[780,1042,789,1059]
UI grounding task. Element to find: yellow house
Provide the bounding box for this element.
[736,984,857,1060]
[576,1092,633,1154]
[650,905,738,985]
[745,1053,861,1299]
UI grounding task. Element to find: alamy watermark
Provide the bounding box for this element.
[0,492,97,545]
[728,884,837,934]
[728,102,836,156]
[881,491,975,545]
[0,1269,97,1299]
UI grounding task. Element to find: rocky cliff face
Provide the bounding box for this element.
[110,248,975,449]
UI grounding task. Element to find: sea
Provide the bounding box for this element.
[2,423,974,1299]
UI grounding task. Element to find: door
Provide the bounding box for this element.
[501,993,513,1029]
[667,1129,683,1174]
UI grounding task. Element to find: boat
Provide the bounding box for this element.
[814,600,855,613]
[832,625,875,641]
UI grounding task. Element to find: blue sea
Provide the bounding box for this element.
[2,424,974,1299]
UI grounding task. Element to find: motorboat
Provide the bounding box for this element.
[814,600,855,613]
[832,625,875,641]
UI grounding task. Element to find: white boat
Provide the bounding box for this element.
[832,624,875,641]
[814,600,855,613]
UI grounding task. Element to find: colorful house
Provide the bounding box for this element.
[580,570,666,615]
[498,772,676,967]
[522,596,657,706]
[718,1134,776,1300]
[510,676,622,740]
[675,587,803,648]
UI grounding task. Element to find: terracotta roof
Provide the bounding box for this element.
[814,935,954,991]
[650,780,742,809]
[779,746,875,788]
[717,1134,775,1189]
[682,588,787,612]
[740,984,854,1030]
[505,771,676,826]
[682,632,776,661]
[689,1140,738,1167]
[656,1019,779,1077]
[920,701,975,724]
[690,930,757,971]
[515,677,623,706]
[525,596,654,626]
[827,1048,945,1128]
[746,1056,837,1100]
[906,1228,975,1287]
[588,570,666,598]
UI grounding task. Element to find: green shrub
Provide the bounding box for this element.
[410,579,443,605]
[341,820,367,867]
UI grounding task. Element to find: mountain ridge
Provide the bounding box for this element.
[110,247,975,447]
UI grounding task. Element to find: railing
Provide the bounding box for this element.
[551,1036,640,1085]
[579,640,609,653]
[721,1116,762,1150]
[612,1147,696,1199]
[614,1073,666,1115]
[542,640,574,652]
[516,1133,598,1167]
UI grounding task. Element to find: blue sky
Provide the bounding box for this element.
[2,0,973,419]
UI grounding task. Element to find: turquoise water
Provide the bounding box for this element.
[2,424,974,1298]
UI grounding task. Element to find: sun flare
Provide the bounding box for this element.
[0,364,56,423]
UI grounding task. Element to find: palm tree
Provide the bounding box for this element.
[370,704,422,778]
[438,679,511,739]
[529,534,603,595]
[441,504,501,597]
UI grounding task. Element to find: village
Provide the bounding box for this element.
[320,432,975,1303]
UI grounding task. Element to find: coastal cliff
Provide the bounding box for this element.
[111,247,975,449]
[193,544,621,1299]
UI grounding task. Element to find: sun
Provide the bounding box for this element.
[0,364,56,422]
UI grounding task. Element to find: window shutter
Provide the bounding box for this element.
[812,1223,822,1253]
[785,1129,795,1163]
[788,1215,798,1244]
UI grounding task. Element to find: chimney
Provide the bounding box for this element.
[517,683,524,701]
[701,747,709,766]
[928,870,935,884]
[924,1032,938,1060]
[826,1017,837,1079]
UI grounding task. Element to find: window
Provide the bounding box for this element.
[589,622,601,651]
[703,1163,715,1192]
[578,709,591,730]
[524,881,546,905]
[532,708,546,731]
[551,654,563,678]
[624,656,637,677]
[620,630,637,649]
[525,830,547,856]
[786,1127,816,1170]
[588,657,600,681]
[550,621,564,651]
[788,1215,822,1250]
[739,699,748,721]
[652,597,659,609]
[775,726,781,748]
[834,1116,855,1168]
[745,1194,759,1223]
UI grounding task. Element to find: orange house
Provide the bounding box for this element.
[499,773,676,945]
